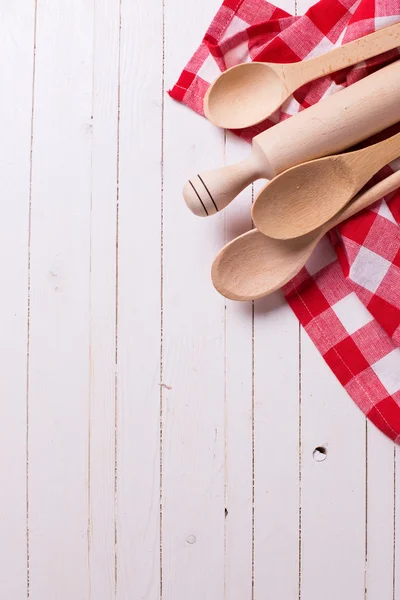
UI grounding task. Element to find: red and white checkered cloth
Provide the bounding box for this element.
[168,0,400,443]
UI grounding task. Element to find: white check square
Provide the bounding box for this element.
[350,246,391,293]
[372,349,400,395]
[221,15,249,41]
[376,200,397,225]
[332,292,374,335]
[196,55,221,84]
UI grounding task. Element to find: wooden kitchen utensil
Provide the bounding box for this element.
[204,22,400,129]
[211,170,400,301]
[184,59,400,216]
[252,129,400,240]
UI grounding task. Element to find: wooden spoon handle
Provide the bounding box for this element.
[348,131,400,188]
[329,169,400,228]
[290,22,400,90]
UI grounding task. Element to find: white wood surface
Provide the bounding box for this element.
[89,0,119,596]
[28,1,93,597]
[224,133,253,600]
[0,0,397,598]
[117,1,163,598]
[0,1,35,597]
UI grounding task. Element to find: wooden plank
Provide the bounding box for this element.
[293,3,365,596]
[251,0,301,595]
[253,294,300,599]
[224,132,253,600]
[0,1,36,596]
[163,0,226,597]
[115,0,163,597]
[365,428,395,599]
[27,1,93,597]
[88,0,120,597]
[300,330,366,599]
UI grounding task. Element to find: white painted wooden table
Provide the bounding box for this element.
[0,0,398,598]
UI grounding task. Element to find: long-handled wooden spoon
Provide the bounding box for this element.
[212,170,400,301]
[204,22,400,130]
[251,130,400,240]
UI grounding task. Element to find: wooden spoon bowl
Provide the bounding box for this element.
[252,130,400,240]
[204,63,287,130]
[212,229,318,300]
[204,22,400,130]
[212,170,400,301]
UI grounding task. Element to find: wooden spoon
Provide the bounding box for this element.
[251,130,400,240]
[204,22,400,130]
[212,170,400,301]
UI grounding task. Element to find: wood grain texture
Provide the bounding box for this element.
[0,1,35,597]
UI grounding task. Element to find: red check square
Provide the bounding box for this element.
[324,337,370,385]
[367,397,400,442]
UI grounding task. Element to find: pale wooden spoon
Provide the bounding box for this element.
[204,22,400,130]
[252,130,400,240]
[212,170,400,301]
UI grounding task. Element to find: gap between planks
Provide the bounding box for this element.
[26,0,39,596]
[160,0,166,597]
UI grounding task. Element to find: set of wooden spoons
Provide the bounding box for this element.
[182,22,400,301]
[212,169,400,300]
